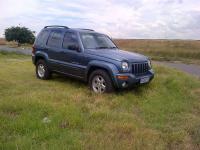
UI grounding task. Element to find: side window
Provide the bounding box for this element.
[47,31,62,48]
[35,30,49,47]
[62,32,79,51]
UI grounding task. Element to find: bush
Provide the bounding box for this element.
[5,26,35,46]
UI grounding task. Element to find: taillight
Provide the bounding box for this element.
[32,45,36,54]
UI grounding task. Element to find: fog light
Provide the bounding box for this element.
[122,82,128,88]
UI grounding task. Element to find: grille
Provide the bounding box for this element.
[132,62,149,75]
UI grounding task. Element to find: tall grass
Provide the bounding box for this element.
[0,38,6,45]
[114,39,200,61]
[0,38,32,48]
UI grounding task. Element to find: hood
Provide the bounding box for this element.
[85,48,148,62]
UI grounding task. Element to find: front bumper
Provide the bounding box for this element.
[114,69,154,88]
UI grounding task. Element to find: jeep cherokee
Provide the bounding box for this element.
[32,25,154,93]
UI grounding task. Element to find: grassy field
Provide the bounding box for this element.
[114,39,200,63]
[0,52,200,149]
[1,38,200,63]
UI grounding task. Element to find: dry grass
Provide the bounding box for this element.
[0,38,32,48]
[114,39,200,62]
[0,38,18,47]
[0,38,6,45]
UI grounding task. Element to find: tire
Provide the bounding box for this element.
[36,59,51,80]
[89,69,114,93]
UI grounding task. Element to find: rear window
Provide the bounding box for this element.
[35,30,49,47]
[47,31,62,48]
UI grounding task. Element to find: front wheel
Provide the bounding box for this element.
[36,59,51,80]
[89,70,114,93]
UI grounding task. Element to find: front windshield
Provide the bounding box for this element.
[80,32,117,49]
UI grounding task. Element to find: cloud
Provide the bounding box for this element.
[0,0,200,39]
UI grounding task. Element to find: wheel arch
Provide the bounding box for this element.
[34,52,49,65]
[86,61,119,87]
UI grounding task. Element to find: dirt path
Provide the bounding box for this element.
[0,45,199,77]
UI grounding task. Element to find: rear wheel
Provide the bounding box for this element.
[36,59,51,80]
[89,69,114,93]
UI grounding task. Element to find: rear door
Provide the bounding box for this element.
[46,30,64,70]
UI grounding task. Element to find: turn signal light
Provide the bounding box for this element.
[117,75,129,80]
[32,45,36,54]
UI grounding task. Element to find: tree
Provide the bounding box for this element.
[5,26,35,46]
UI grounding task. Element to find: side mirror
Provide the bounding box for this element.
[68,44,81,52]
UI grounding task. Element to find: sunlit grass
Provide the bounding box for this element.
[0,52,200,150]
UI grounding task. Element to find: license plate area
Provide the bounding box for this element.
[140,76,150,84]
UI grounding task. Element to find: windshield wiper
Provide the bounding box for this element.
[95,46,109,49]
[95,46,117,49]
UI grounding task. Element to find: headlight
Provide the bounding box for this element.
[122,62,129,71]
[148,60,152,68]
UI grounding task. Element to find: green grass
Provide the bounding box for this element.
[0,52,200,149]
[114,39,200,63]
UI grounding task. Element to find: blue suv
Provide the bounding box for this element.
[32,26,154,93]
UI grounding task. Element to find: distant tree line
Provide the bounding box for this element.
[5,26,35,46]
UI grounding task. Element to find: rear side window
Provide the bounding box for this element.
[47,31,62,48]
[35,30,49,47]
[62,32,79,50]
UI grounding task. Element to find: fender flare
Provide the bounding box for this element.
[86,60,119,87]
[34,51,49,64]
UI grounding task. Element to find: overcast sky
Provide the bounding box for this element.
[0,0,200,39]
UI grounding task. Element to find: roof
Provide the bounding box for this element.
[43,25,95,33]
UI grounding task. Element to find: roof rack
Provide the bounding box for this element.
[44,25,69,29]
[78,28,94,31]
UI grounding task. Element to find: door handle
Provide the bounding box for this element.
[71,62,79,65]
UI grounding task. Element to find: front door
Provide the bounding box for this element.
[60,31,86,78]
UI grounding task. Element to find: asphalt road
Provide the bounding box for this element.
[154,61,200,77]
[0,45,31,55]
[0,45,200,77]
